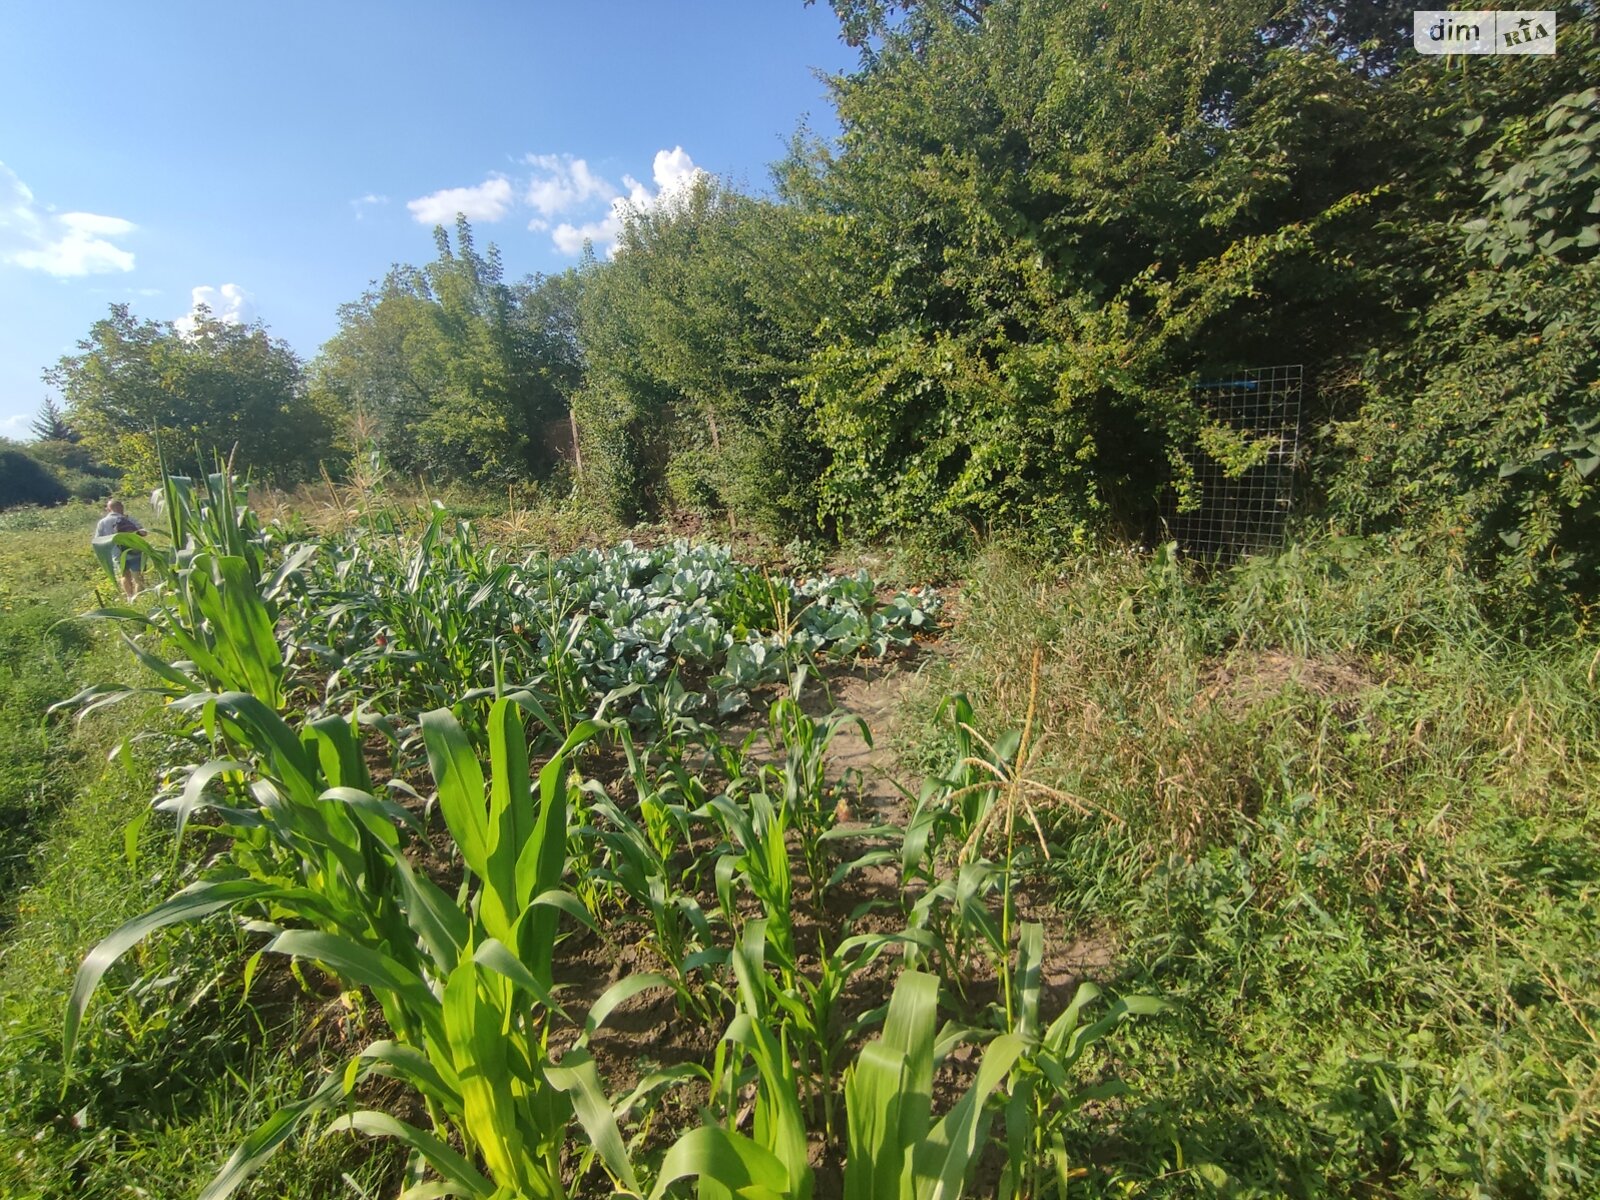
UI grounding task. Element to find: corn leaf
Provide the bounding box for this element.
[546,1046,641,1194]
[908,1031,1025,1200]
[441,956,533,1190]
[198,1065,355,1200]
[422,706,491,883]
[66,877,287,1065]
[326,1111,494,1198]
[649,1124,793,1200]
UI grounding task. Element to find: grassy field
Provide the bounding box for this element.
[0,504,396,1198]
[902,539,1600,1197]
[0,496,1594,1198]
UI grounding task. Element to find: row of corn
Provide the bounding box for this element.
[63,473,1159,1199]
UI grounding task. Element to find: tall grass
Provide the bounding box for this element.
[907,536,1600,1196]
[0,503,400,1199]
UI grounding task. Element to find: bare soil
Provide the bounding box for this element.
[1197,648,1377,717]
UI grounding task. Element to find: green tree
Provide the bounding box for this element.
[29,397,76,443]
[47,304,330,485]
[1332,82,1600,603]
[786,0,1593,552]
[311,219,584,485]
[308,266,447,478]
[790,0,1327,540]
[575,177,825,533]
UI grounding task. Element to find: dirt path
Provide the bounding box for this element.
[819,660,921,818]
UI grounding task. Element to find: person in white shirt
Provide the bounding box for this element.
[93,499,146,597]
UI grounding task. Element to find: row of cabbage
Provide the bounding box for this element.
[281,510,940,730]
[63,474,1154,1200]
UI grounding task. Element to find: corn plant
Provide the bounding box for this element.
[760,673,871,896]
[745,916,903,1140]
[997,923,1167,1199]
[158,466,271,574]
[583,774,728,1024]
[652,920,814,1200]
[651,966,1022,1200]
[706,786,798,985]
[901,694,1007,889]
[65,689,426,1062]
[902,858,1008,1004]
[309,510,519,726]
[908,659,1109,1030]
[68,697,661,1199]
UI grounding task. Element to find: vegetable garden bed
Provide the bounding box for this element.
[58,474,1157,1199]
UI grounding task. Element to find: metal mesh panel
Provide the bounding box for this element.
[1169,364,1303,561]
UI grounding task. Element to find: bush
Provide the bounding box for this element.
[23,439,118,481]
[1332,86,1600,607]
[663,442,723,519]
[573,384,656,524]
[0,447,68,509]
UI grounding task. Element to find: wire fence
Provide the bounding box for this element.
[1168,364,1304,561]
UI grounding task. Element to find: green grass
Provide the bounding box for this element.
[903,536,1600,1198]
[0,503,398,1198]
[0,503,119,904]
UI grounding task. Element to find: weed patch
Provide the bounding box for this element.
[913,539,1600,1196]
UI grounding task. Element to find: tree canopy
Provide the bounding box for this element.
[309,218,584,485]
[572,0,1599,596]
[47,304,329,486]
[38,0,1599,600]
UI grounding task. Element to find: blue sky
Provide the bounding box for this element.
[0,1,855,438]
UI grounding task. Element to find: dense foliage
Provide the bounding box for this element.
[0,405,118,512]
[1333,83,1600,599]
[0,444,69,508]
[573,0,1599,591]
[36,2,1598,600]
[46,304,330,486]
[310,220,584,486]
[573,181,826,531]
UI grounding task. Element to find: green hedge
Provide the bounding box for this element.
[0,448,69,509]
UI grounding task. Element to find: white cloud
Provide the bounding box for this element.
[651,146,704,199]
[551,172,650,258]
[405,176,514,225]
[175,283,253,337]
[401,147,710,258]
[0,412,32,439]
[551,214,620,256]
[0,162,137,277]
[350,193,390,220]
[548,147,707,259]
[524,154,616,220]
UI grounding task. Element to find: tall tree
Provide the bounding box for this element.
[47,304,330,484]
[782,0,1592,547]
[29,397,76,442]
[575,176,825,533]
[311,219,584,485]
[309,266,446,478]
